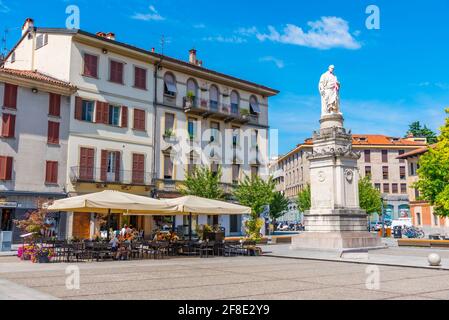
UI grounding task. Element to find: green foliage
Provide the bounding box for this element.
[406,121,438,144]
[269,192,289,221]
[180,166,224,200]
[233,175,276,239]
[296,184,311,213]
[359,176,382,215]
[415,109,449,216]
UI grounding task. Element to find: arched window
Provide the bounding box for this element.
[186,78,198,100]
[230,91,239,115]
[164,73,177,96]
[249,95,260,115]
[209,85,219,111]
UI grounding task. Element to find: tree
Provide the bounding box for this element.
[233,175,276,239]
[296,184,311,213]
[296,178,382,215]
[179,166,224,200]
[406,121,438,144]
[415,108,449,217]
[14,199,51,241]
[359,176,382,215]
[269,192,289,224]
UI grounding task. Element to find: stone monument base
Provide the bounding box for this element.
[290,231,383,252]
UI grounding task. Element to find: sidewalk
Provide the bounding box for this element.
[261,243,449,270]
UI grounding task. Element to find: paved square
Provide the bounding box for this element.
[1,255,449,300]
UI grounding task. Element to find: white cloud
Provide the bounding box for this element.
[259,56,285,69]
[0,0,9,13]
[193,23,206,29]
[202,35,247,44]
[131,5,165,21]
[236,26,258,36]
[256,17,361,50]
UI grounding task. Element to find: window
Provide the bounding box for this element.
[410,162,416,176]
[45,161,58,184]
[365,166,372,177]
[232,164,240,183]
[186,79,198,101]
[251,166,259,178]
[79,147,95,180]
[232,126,240,146]
[109,60,124,84]
[433,214,439,226]
[0,156,13,180]
[164,73,177,96]
[211,162,219,177]
[164,154,173,179]
[230,91,239,115]
[210,121,219,142]
[382,166,389,180]
[108,105,120,126]
[249,96,261,115]
[101,150,121,182]
[187,154,196,177]
[209,85,219,111]
[400,166,406,180]
[401,183,407,194]
[83,53,98,78]
[392,183,398,194]
[134,67,147,89]
[132,154,145,184]
[416,212,421,226]
[398,150,405,163]
[47,121,60,144]
[1,114,15,138]
[382,150,388,163]
[364,150,371,163]
[383,183,390,193]
[188,118,197,140]
[3,83,18,109]
[414,188,420,200]
[49,93,61,117]
[375,183,381,191]
[35,34,48,50]
[133,109,146,131]
[164,113,175,134]
[81,100,94,122]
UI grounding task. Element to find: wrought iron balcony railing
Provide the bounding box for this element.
[70,167,153,186]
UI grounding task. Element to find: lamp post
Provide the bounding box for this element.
[380,197,386,238]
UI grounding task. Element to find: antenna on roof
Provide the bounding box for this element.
[160,34,165,56]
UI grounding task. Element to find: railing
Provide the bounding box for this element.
[184,97,243,117]
[70,167,153,186]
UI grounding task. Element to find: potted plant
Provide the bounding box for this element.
[240,108,250,119]
[185,91,195,108]
[164,129,176,141]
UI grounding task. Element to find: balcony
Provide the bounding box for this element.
[70,167,153,186]
[183,97,250,124]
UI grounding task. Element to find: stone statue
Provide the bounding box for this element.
[319,65,341,116]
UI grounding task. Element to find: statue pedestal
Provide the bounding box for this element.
[291,113,382,251]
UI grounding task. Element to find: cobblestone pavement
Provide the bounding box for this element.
[1,254,449,300]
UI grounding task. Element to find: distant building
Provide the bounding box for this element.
[397,146,449,235]
[277,135,427,221]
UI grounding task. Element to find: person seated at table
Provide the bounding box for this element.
[110,235,120,260]
[120,225,128,237]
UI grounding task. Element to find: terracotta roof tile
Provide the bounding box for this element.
[352,134,426,146]
[0,68,76,89]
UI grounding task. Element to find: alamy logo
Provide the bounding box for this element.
[66,5,80,30]
[65,265,80,290]
[366,5,381,30]
[365,265,380,290]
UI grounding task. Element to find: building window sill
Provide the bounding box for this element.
[82,74,99,80]
[133,85,147,91]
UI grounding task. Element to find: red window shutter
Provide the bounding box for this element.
[121,106,128,128]
[75,97,83,120]
[102,102,109,124]
[48,121,60,144]
[134,109,145,130]
[45,161,58,184]
[95,101,103,123]
[49,93,61,117]
[79,148,94,180]
[1,114,15,138]
[0,156,13,180]
[100,150,108,181]
[132,154,145,184]
[110,61,123,84]
[84,54,98,78]
[4,84,18,109]
[115,152,121,182]
[135,67,146,89]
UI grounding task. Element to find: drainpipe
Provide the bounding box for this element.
[152,56,164,195]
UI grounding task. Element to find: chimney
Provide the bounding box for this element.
[151,48,155,53]
[22,18,34,36]
[96,32,107,38]
[106,32,115,41]
[189,49,197,65]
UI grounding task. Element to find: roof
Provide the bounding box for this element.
[0,68,76,90]
[31,28,279,96]
[397,144,436,159]
[278,134,427,163]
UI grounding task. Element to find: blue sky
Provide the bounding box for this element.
[1,0,448,155]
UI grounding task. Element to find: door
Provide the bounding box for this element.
[0,209,13,231]
[72,213,90,240]
[230,215,241,234]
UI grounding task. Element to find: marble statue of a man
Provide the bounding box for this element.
[318,65,341,116]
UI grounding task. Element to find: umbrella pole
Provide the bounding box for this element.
[107,209,112,239]
[189,212,192,241]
